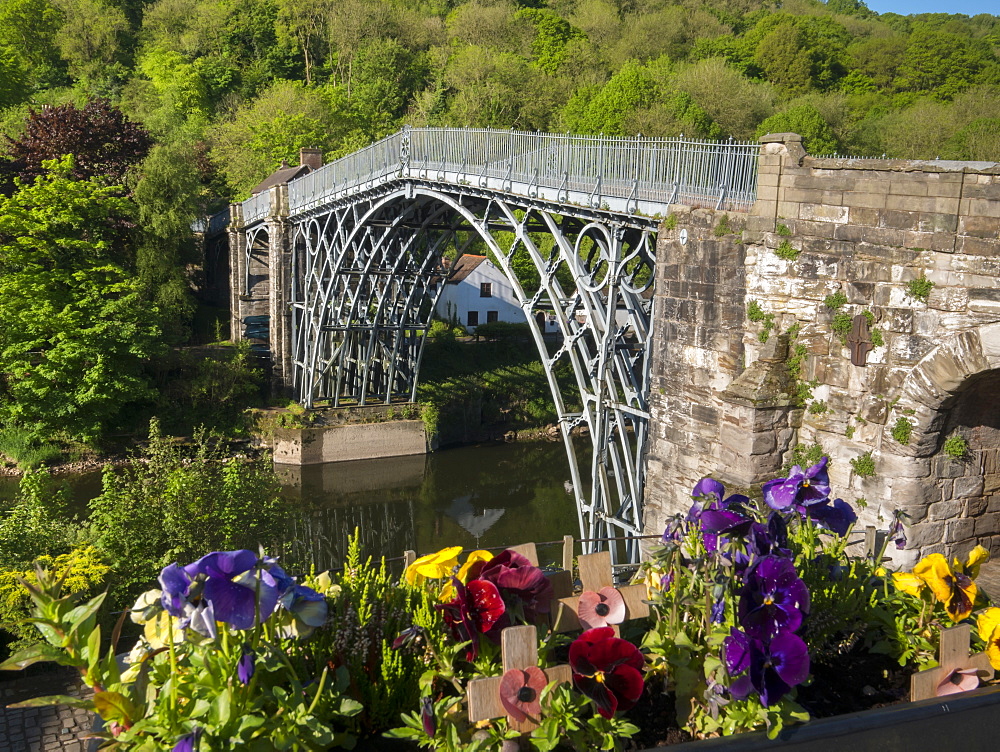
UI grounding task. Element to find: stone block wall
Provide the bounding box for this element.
[645,133,1000,564]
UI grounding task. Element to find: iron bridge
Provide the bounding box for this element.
[234,126,759,564]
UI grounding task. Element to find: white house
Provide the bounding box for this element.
[435,255,516,330]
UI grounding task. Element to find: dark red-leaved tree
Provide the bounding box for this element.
[5,98,151,186]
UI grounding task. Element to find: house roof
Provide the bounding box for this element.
[250,161,311,195]
[446,254,488,284]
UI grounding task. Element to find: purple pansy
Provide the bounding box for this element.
[159,563,194,616]
[762,458,831,512]
[806,497,858,536]
[172,728,202,752]
[724,628,810,707]
[888,509,908,550]
[738,556,810,640]
[279,583,328,629]
[700,507,755,552]
[420,696,436,737]
[237,645,255,685]
[183,550,280,630]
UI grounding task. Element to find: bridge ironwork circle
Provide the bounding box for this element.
[288,184,656,564]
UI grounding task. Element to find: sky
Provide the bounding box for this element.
[865,1,998,15]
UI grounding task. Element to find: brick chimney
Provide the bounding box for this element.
[299,148,322,171]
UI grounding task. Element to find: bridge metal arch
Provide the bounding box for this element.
[287,183,657,562]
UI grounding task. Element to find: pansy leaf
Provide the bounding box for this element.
[0,643,85,671]
[93,691,139,725]
[8,694,95,710]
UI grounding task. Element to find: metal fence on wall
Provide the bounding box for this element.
[273,127,759,220]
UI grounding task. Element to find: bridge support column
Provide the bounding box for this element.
[228,202,247,342]
[265,185,293,396]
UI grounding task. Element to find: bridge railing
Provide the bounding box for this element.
[277,127,758,219]
[243,190,273,225]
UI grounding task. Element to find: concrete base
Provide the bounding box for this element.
[272,420,427,464]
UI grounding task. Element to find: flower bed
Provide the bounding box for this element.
[4,459,1000,750]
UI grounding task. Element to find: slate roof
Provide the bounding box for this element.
[446,254,488,284]
[250,161,311,195]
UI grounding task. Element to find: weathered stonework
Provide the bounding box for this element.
[645,134,1000,565]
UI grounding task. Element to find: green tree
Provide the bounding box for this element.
[52,0,131,86]
[0,0,66,89]
[515,7,585,74]
[350,39,429,138]
[673,57,776,139]
[208,79,353,198]
[756,104,839,155]
[895,29,998,99]
[0,157,162,442]
[131,140,204,341]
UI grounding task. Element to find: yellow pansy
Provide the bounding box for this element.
[956,545,990,579]
[405,546,463,586]
[439,550,494,602]
[977,607,1000,670]
[913,554,955,605]
[913,553,977,622]
[891,571,925,598]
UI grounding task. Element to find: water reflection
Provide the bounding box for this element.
[0,441,583,575]
[278,441,580,571]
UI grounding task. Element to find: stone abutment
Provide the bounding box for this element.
[644,134,1000,565]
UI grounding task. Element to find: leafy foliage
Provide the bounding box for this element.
[4,99,151,186]
[86,419,285,604]
[0,157,163,442]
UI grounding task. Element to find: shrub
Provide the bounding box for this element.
[891,417,913,445]
[472,321,531,341]
[714,214,732,237]
[906,275,935,303]
[775,240,800,260]
[0,546,108,651]
[851,451,876,478]
[943,433,970,460]
[86,419,286,606]
[823,292,848,311]
[785,443,826,472]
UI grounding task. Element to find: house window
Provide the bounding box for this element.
[480,282,493,297]
[487,310,499,323]
[467,310,479,327]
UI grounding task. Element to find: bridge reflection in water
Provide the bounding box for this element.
[274,441,581,572]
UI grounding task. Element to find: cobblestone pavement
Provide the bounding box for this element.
[0,669,93,752]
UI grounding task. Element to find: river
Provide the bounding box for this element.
[0,441,582,572]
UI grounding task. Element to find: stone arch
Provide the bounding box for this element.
[886,324,1000,561]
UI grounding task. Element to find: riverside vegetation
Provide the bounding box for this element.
[6,457,1000,750]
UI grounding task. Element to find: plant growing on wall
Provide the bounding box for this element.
[943,433,970,460]
[891,417,913,445]
[784,443,826,473]
[905,275,935,303]
[775,240,800,260]
[776,223,792,237]
[850,451,876,478]
[747,300,775,343]
[714,214,732,237]
[823,292,848,311]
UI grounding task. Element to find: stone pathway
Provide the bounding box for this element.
[0,670,92,752]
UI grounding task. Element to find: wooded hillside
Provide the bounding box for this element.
[2,0,999,200]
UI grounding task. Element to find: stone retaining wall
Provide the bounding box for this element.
[645,134,1000,565]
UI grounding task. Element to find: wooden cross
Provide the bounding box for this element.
[846,313,873,366]
[910,623,994,701]
[550,550,649,635]
[467,625,572,737]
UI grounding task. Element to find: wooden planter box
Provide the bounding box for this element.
[647,683,1000,752]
